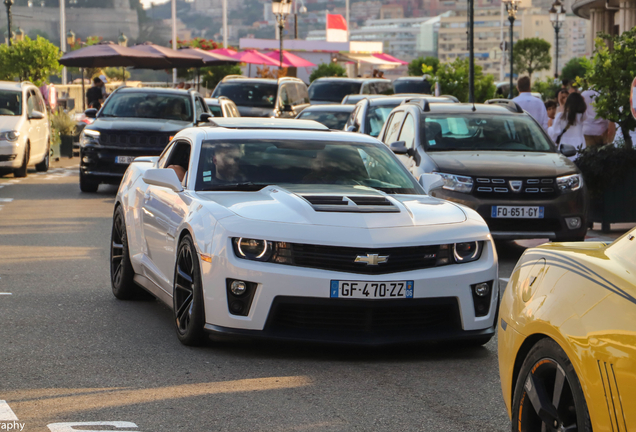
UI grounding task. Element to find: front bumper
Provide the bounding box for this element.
[431,188,588,240]
[80,144,164,185]
[0,140,22,169]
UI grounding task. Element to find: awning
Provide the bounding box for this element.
[341,54,400,65]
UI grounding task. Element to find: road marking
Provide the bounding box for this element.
[48,421,138,432]
[0,400,19,420]
[0,293,12,295]
[0,198,13,202]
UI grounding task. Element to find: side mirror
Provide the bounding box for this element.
[389,141,408,155]
[199,113,212,123]
[142,168,183,193]
[29,110,45,120]
[134,156,159,165]
[560,144,577,157]
[85,108,98,119]
[419,173,444,195]
[282,104,293,112]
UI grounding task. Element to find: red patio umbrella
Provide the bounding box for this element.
[234,49,290,67]
[264,50,316,68]
[373,53,408,65]
[209,48,238,57]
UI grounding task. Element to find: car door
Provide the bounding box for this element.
[25,90,42,160]
[294,83,310,113]
[141,140,191,291]
[396,113,417,172]
[194,96,208,123]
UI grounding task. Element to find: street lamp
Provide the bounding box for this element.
[294,0,307,39]
[15,26,23,42]
[118,31,128,47]
[549,0,566,79]
[272,0,292,70]
[503,0,520,99]
[66,29,75,47]
[4,0,14,47]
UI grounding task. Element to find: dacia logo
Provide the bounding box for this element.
[355,254,389,266]
[509,180,523,192]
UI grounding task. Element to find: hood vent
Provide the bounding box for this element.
[300,195,399,213]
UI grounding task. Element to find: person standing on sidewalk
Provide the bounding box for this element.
[581,89,614,148]
[549,92,587,159]
[513,76,549,131]
[86,77,104,110]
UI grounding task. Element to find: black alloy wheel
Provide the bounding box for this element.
[110,206,141,299]
[512,338,592,432]
[173,235,206,346]
[35,142,50,172]
[14,142,29,178]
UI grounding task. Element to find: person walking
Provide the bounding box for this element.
[545,99,557,127]
[548,92,587,159]
[513,76,549,131]
[556,89,568,113]
[581,88,614,148]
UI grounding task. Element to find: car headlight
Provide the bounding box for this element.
[232,238,294,264]
[453,241,483,263]
[437,172,473,193]
[0,130,20,142]
[556,173,582,192]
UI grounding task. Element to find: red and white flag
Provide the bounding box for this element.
[326,13,348,42]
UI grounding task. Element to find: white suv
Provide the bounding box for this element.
[0,81,50,177]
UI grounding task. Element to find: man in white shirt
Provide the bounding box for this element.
[581,89,613,148]
[512,76,549,131]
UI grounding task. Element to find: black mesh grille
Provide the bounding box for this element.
[487,218,562,232]
[265,296,461,336]
[100,132,170,149]
[473,177,558,199]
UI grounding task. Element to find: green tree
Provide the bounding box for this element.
[585,29,636,147]
[103,67,131,81]
[512,38,552,77]
[433,58,495,103]
[201,64,242,90]
[309,62,346,82]
[407,56,440,76]
[0,36,61,86]
[532,77,560,101]
[560,57,589,84]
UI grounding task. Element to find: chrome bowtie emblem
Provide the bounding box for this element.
[355,254,389,266]
[509,180,523,192]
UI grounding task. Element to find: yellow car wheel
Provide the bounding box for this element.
[511,339,592,432]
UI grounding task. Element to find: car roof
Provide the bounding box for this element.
[401,102,523,115]
[0,81,28,91]
[207,118,329,131]
[199,125,382,144]
[299,104,355,112]
[313,77,391,83]
[117,87,195,96]
[368,95,452,106]
[220,78,278,85]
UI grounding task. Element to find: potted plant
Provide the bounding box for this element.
[50,109,76,158]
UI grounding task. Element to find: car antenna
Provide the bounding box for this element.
[472,101,476,112]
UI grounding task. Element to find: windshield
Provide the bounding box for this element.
[309,82,362,102]
[365,104,399,137]
[0,91,22,116]
[394,80,431,94]
[195,139,421,194]
[298,110,352,130]
[212,83,277,108]
[101,92,193,121]
[422,114,555,152]
[207,104,223,117]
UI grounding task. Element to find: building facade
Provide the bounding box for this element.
[573,0,636,48]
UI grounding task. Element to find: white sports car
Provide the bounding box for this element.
[111,118,498,346]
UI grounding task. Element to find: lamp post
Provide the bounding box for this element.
[117,31,127,47]
[15,26,23,42]
[503,0,520,99]
[66,29,75,46]
[468,0,474,103]
[272,0,292,71]
[294,0,307,39]
[549,0,565,79]
[4,0,13,47]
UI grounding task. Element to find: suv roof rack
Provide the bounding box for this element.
[278,77,304,83]
[208,118,329,131]
[485,98,524,113]
[221,75,248,82]
[440,94,460,103]
[400,97,430,112]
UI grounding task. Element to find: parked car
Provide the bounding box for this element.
[0,81,50,177]
[295,104,354,130]
[111,118,498,347]
[79,87,212,192]
[341,94,386,105]
[344,95,456,138]
[211,75,309,118]
[498,227,636,431]
[393,77,433,94]
[308,78,394,105]
[204,96,240,118]
[380,98,588,241]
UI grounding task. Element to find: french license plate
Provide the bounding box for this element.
[115,156,135,164]
[330,280,413,299]
[491,206,544,218]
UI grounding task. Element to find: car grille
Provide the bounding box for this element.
[0,155,17,162]
[487,218,562,232]
[265,296,461,337]
[281,243,446,275]
[473,177,558,199]
[99,132,170,148]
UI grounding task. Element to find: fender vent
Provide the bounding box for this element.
[597,360,628,431]
[300,195,399,213]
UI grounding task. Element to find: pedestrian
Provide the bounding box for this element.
[421,74,432,94]
[545,99,557,127]
[513,76,549,131]
[98,74,109,100]
[581,88,614,148]
[557,89,568,113]
[548,92,587,159]
[86,77,104,110]
[554,79,570,99]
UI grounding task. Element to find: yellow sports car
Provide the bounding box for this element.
[498,228,636,432]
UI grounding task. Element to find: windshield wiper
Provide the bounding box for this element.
[201,182,268,191]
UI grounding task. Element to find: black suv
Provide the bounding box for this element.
[79,87,211,192]
[379,98,588,242]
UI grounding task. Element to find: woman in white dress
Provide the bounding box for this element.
[548,92,587,160]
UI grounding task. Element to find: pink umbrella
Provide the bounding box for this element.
[264,50,316,68]
[210,48,238,57]
[234,49,290,67]
[373,53,408,65]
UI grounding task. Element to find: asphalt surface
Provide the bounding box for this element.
[0,161,531,432]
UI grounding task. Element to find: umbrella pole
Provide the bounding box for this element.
[197,68,200,92]
[249,63,251,77]
[81,67,86,112]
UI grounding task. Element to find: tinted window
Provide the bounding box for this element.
[309,81,363,102]
[298,110,352,130]
[422,114,555,152]
[378,81,394,95]
[101,92,193,121]
[195,97,207,118]
[398,114,416,149]
[384,111,405,143]
[394,80,432,94]
[26,91,37,115]
[212,82,278,108]
[195,139,420,194]
[365,104,401,137]
[208,104,223,117]
[0,90,22,116]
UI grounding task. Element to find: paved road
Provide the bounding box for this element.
[0,163,527,432]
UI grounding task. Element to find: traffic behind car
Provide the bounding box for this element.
[393,77,433,94]
[211,76,309,118]
[295,104,354,130]
[308,78,393,105]
[380,98,588,242]
[205,96,240,118]
[79,87,211,192]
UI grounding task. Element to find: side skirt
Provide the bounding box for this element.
[133,274,173,308]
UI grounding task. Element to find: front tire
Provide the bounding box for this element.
[14,142,29,178]
[110,206,141,300]
[35,142,50,172]
[173,235,206,346]
[80,171,99,193]
[511,338,592,432]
